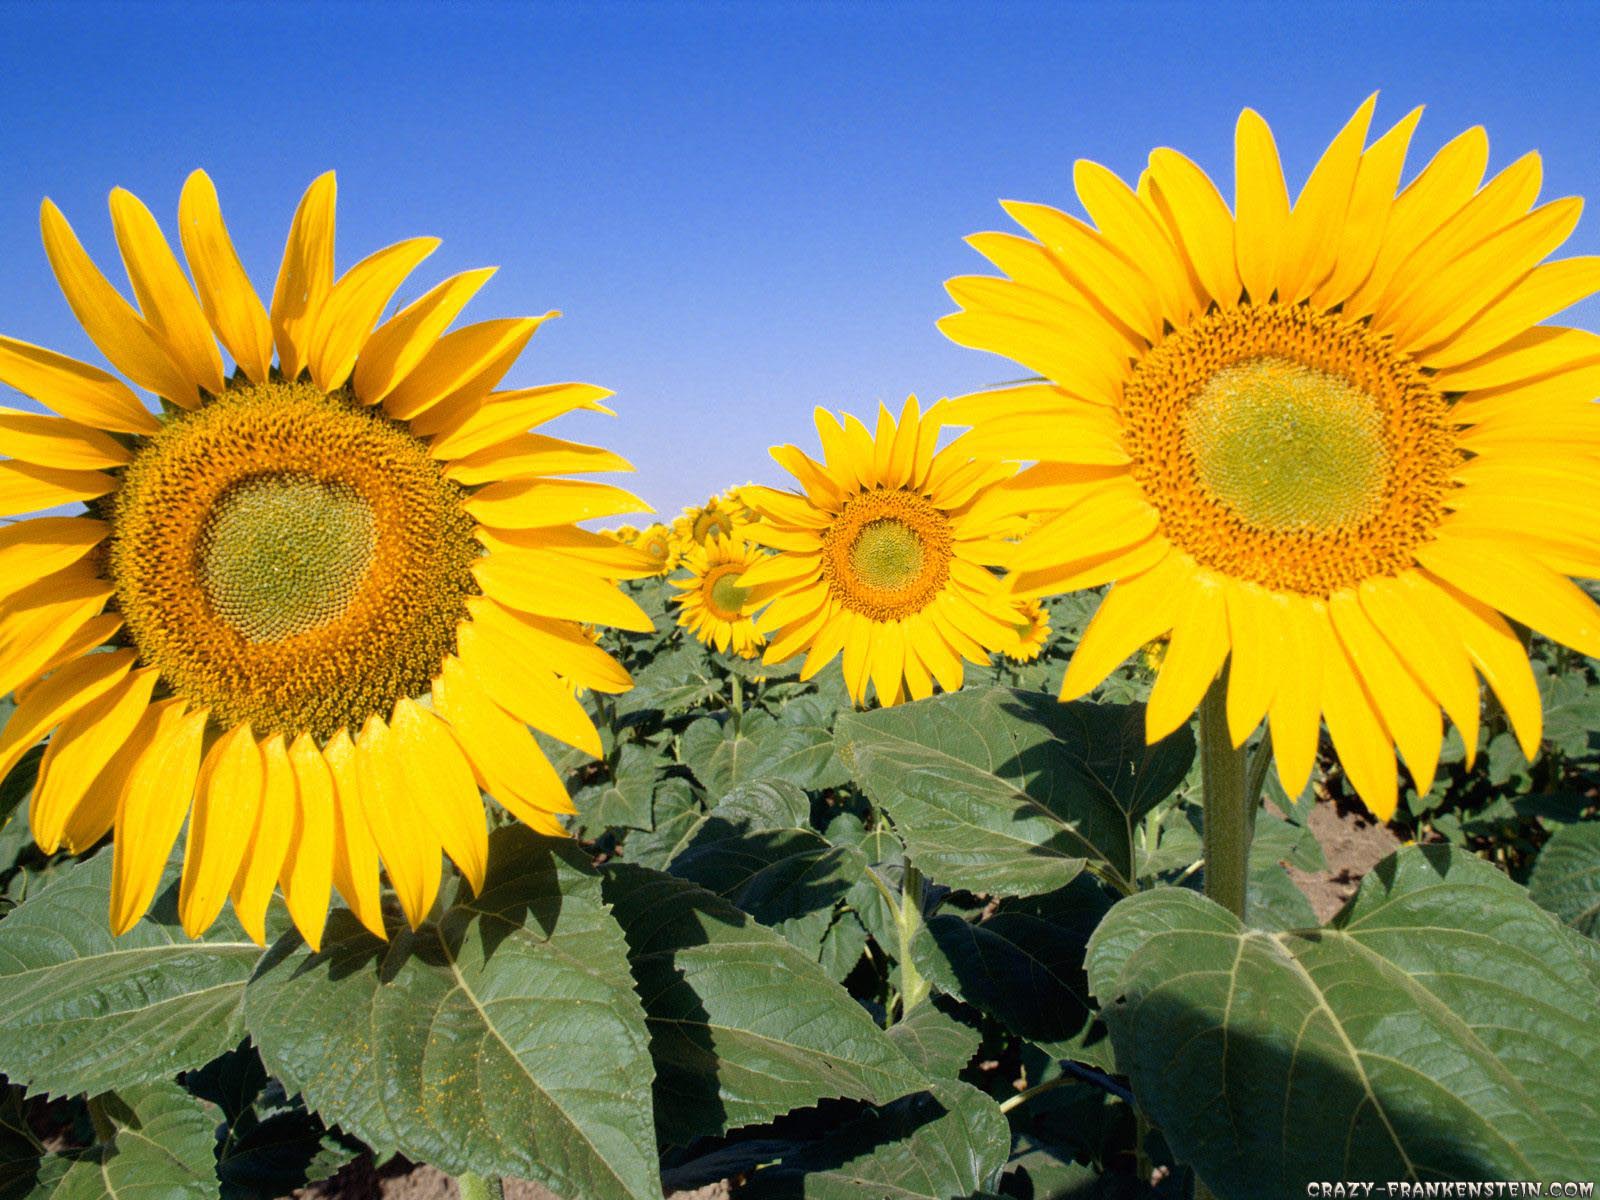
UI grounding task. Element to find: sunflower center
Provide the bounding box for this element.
[822,489,953,620]
[108,380,479,740]
[850,519,926,592]
[704,566,750,621]
[1183,356,1390,533]
[198,475,377,643]
[1121,304,1459,596]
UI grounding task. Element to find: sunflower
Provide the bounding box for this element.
[604,523,641,543]
[1002,598,1052,662]
[940,96,1600,818]
[633,522,679,573]
[0,172,657,946]
[671,535,768,658]
[674,493,745,547]
[739,398,1024,705]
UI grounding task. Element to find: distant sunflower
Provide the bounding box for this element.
[739,398,1023,705]
[1003,599,1051,662]
[0,172,655,946]
[605,524,641,543]
[941,97,1600,818]
[634,522,679,573]
[672,535,767,658]
[674,493,744,547]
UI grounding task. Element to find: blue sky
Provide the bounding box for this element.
[2,1,1597,520]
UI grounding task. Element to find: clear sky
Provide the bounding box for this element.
[2,1,1597,521]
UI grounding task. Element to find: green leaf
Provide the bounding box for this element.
[0,852,266,1097]
[912,877,1115,1071]
[1086,846,1600,1193]
[245,829,661,1200]
[669,782,867,956]
[618,645,720,717]
[836,689,1193,897]
[620,778,707,871]
[885,1002,981,1081]
[574,741,662,832]
[680,711,844,797]
[603,864,923,1146]
[742,1081,1011,1200]
[1528,819,1600,937]
[7,1083,218,1200]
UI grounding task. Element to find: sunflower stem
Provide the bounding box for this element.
[894,863,931,1019]
[729,672,744,729]
[456,1173,504,1200]
[1198,672,1252,921]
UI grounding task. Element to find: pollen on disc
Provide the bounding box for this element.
[197,474,378,643]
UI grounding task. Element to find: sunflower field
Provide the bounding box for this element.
[2,95,1600,1200]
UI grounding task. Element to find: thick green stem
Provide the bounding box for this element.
[729,672,744,730]
[457,1173,504,1200]
[895,864,931,1018]
[1198,673,1251,920]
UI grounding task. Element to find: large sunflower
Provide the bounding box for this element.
[0,172,655,946]
[739,398,1024,705]
[671,535,768,658]
[940,97,1600,818]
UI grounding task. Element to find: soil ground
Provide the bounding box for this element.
[295,798,1397,1199]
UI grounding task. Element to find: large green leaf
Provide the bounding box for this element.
[885,1002,982,1082]
[574,741,662,831]
[1086,846,1600,1194]
[0,852,266,1097]
[912,878,1115,1071]
[603,864,922,1145]
[742,1081,1011,1200]
[4,1083,218,1200]
[668,782,867,956]
[1528,819,1600,938]
[245,829,661,1200]
[835,689,1193,897]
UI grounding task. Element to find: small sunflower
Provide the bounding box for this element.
[673,493,745,547]
[739,398,1024,706]
[633,522,679,574]
[0,172,656,946]
[1003,598,1052,662]
[941,97,1600,818]
[671,535,768,658]
[604,524,641,543]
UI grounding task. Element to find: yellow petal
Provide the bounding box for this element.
[1009,534,1168,600]
[270,172,337,380]
[1059,552,1188,701]
[230,734,295,945]
[382,316,548,422]
[37,673,155,853]
[0,517,108,598]
[1313,106,1423,308]
[867,619,907,708]
[110,703,207,935]
[457,620,601,757]
[0,459,115,517]
[1233,108,1292,305]
[308,237,440,393]
[770,443,847,510]
[937,308,1127,407]
[433,656,574,834]
[1329,590,1440,796]
[0,335,158,433]
[475,524,659,582]
[440,432,631,485]
[1145,573,1229,742]
[0,407,130,469]
[793,603,851,679]
[322,729,387,939]
[280,734,337,951]
[179,723,263,939]
[1359,573,1482,768]
[471,551,654,631]
[1277,95,1375,303]
[1010,482,1159,572]
[353,267,496,404]
[463,477,648,529]
[355,715,442,929]
[429,383,618,461]
[464,596,631,692]
[178,170,274,383]
[1424,577,1542,760]
[1222,582,1283,747]
[0,574,113,698]
[108,187,225,397]
[998,200,1164,340]
[1316,613,1398,821]
[1146,147,1241,308]
[39,199,197,404]
[1416,534,1600,657]
[1429,325,1600,393]
[1267,594,1326,799]
[391,698,488,894]
[1073,159,1193,322]
[19,613,122,700]
[0,647,134,786]
[1421,257,1600,370]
